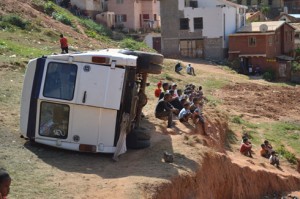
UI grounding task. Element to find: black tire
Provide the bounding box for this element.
[127,139,150,149]
[119,49,163,74]
[132,128,151,140]
[126,132,151,149]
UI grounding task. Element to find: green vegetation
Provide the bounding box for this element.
[263,70,275,81]
[292,61,300,72]
[120,38,151,51]
[277,145,297,164]
[0,14,29,30]
[79,18,112,37]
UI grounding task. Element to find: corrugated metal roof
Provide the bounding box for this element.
[290,23,300,31]
[237,21,285,33]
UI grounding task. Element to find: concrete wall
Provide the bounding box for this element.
[204,38,225,60]
[71,0,102,11]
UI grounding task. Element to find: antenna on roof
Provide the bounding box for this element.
[259,24,268,32]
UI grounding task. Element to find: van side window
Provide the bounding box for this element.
[43,62,77,100]
[39,102,69,139]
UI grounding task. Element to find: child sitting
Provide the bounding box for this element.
[260,144,270,158]
[0,169,11,199]
[240,138,253,157]
[193,108,207,135]
[269,151,280,167]
[178,102,192,123]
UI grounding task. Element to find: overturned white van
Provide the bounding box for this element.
[20,49,163,154]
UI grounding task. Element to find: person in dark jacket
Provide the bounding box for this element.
[155,93,178,128]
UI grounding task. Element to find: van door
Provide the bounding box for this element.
[37,61,78,141]
[76,63,125,110]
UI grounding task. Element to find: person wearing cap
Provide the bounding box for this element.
[154,81,162,98]
[240,138,253,157]
[0,169,11,199]
[170,83,178,97]
[155,93,178,128]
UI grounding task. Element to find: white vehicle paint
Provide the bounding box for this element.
[20,49,163,153]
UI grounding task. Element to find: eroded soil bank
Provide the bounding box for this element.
[148,153,300,199]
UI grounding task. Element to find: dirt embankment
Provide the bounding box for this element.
[147,153,300,199]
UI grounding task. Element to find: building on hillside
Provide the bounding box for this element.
[284,0,300,14]
[70,0,107,18]
[107,0,161,31]
[229,0,283,7]
[228,21,295,80]
[159,0,247,60]
[290,23,300,49]
[274,13,300,23]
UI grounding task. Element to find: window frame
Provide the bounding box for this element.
[248,36,257,47]
[194,17,203,30]
[38,101,70,139]
[180,18,189,30]
[43,62,78,101]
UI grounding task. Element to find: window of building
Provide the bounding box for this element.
[257,0,262,5]
[290,31,293,42]
[248,36,256,47]
[237,0,242,4]
[194,17,203,30]
[116,0,124,4]
[268,36,273,46]
[115,14,127,23]
[43,62,77,101]
[247,0,251,6]
[268,0,273,6]
[154,14,157,21]
[180,18,189,30]
[39,102,70,139]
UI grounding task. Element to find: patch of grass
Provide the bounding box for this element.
[79,18,112,37]
[231,116,258,129]
[277,145,297,164]
[120,38,151,51]
[0,14,30,30]
[232,116,243,124]
[52,12,72,26]
[202,77,228,92]
[225,129,238,150]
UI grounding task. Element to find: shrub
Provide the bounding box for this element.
[44,1,55,15]
[263,70,275,81]
[292,61,300,72]
[79,18,112,37]
[1,14,28,29]
[231,116,243,124]
[52,12,72,26]
[277,145,297,164]
[120,38,149,51]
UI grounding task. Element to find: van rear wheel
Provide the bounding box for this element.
[119,49,163,74]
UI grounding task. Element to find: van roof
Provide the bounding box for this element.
[47,49,137,67]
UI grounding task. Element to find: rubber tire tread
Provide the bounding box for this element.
[119,50,163,74]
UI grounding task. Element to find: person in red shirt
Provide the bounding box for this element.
[154,81,162,98]
[240,138,252,157]
[59,34,68,54]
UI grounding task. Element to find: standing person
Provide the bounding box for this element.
[154,81,162,98]
[0,169,11,199]
[59,34,69,54]
[155,93,178,128]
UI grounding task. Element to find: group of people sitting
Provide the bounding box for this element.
[175,62,196,76]
[154,81,207,134]
[240,135,280,167]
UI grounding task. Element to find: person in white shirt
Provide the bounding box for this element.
[269,151,280,167]
[178,102,192,123]
[186,64,195,76]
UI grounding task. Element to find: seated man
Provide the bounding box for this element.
[168,89,183,111]
[175,62,183,73]
[155,93,178,128]
[178,102,192,123]
[193,108,207,135]
[260,144,270,158]
[186,64,195,76]
[269,151,280,167]
[264,140,273,154]
[240,138,252,157]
